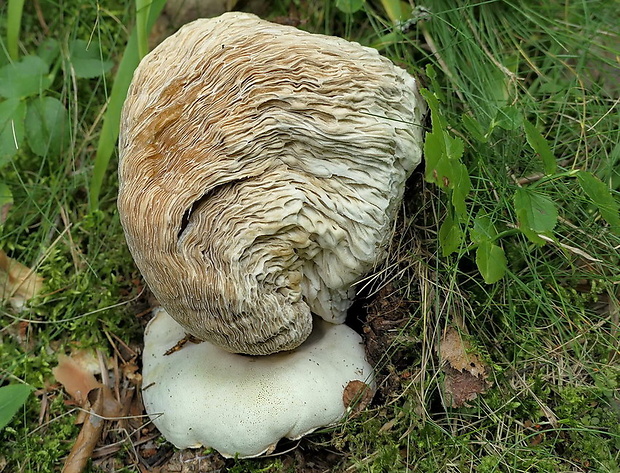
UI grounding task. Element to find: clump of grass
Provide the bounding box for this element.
[335,0,620,471]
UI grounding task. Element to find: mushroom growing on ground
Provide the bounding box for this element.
[118,11,425,457]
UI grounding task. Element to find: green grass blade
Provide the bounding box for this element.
[6,0,25,60]
[89,0,166,211]
[135,0,153,60]
[378,0,407,22]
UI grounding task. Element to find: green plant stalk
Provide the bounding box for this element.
[6,0,25,60]
[379,0,408,23]
[89,0,166,211]
[135,0,152,60]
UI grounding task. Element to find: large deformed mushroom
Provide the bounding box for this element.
[118,12,426,356]
[119,11,426,459]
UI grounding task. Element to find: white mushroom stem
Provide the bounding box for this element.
[142,308,375,459]
[118,12,426,355]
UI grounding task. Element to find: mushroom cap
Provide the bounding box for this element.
[118,12,426,355]
[142,308,375,458]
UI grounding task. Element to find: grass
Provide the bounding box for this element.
[1,0,619,472]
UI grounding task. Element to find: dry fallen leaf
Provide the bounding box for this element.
[343,380,374,417]
[0,249,44,310]
[62,386,122,473]
[52,354,101,405]
[438,327,491,408]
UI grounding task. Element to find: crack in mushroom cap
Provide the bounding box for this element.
[118,12,426,355]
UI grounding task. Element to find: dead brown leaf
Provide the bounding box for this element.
[342,380,374,417]
[438,327,491,408]
[0,249,44,310]
[53,354,101,405]
[62,386,122,473]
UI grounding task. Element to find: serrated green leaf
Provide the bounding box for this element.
[0,98,26,162]
[577,171,620,234]
[68,39,114,79]
[335,0,365,13]
[494,105,523,131]
[462,114,488,143]
[524,120,556,175]
[439,212,463,256]
[514,187,557,243]
[470,214,497,244]
[476,241,507,284]
[0,56,51,99]
[421,88,470,216]
[0,384,33,431]
[25,97,69,157]
[420,88,447,130]
[446,133,464,161]
[424,67,445,104]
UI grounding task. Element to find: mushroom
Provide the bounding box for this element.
[117,12,426,356]
[142,307,375,458]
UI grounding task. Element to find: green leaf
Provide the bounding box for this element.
[494,105,522,131]
[420,88,447,130]
[524,120,556,175]
[450,161,471,216]
[421,88,470,218]
[0,98,26,162]
[476,241,507,284]
[514,187,557,243]
[68,39,114,79]
[577,171,620,234]
[439,212,463,256]
[462,114,488,143]
[37,38,60,67]
[335,0,365,13]
[0,384,33,431]
[424,129,448,183]
[25,97,69,157]
[0,56,51,99]
[470,214,497,244]
[0,181,13,225]
[424,66,445,104]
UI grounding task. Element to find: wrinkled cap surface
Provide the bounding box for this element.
[118,12,426,354]
[142,308,375,458]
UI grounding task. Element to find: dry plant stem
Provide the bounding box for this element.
[62,389,106,473]
[33,0,49,35]
[607,287,619,362]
